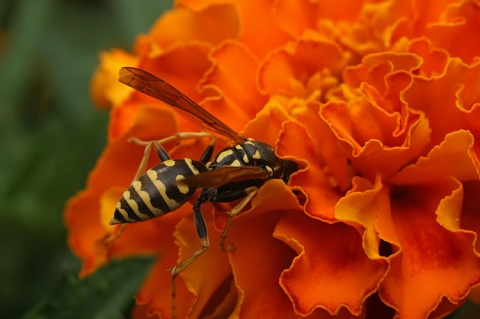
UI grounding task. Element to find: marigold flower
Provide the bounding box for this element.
[66,0,480,318]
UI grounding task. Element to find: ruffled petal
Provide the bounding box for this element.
[201,40,267,132]
[242,100,291,146]
[282,101,352,191]
[276,212,382,317]
[377,177,480,318]
[65,189,109,276]
[233,0,292,59]
[335,174,390,262]
[392,130,480,184]
[406,38,449,78]
[135,228,192,319]
[274,0,363,39]
[90,49,138,108]
[278,119,341,221]
[461,180,480,257]
[108,101,141,142]
[388,0,454,48]
[403,58,480,150]
[141,2,240,49]
[228,180,305,318]
[175,0,292,59]
[426,0,480,64]
[343,53,422,95]
[320,100,431,180]
[259,39,348,101]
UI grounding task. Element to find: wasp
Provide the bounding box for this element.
[110,67,298,318]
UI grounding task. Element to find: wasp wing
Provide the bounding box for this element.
[177,166,270,188]
[119,67,245,144]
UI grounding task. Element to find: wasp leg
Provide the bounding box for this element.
[217,187,258,252]
[171,194,211,319]
[129,132,217,164]
[104,224,126,246]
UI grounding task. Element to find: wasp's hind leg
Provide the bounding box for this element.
[171,190,213,319]
[130,132,217,164]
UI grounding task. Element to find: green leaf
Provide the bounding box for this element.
[22,256,156,319]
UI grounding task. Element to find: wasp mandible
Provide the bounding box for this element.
[109,67,298,318]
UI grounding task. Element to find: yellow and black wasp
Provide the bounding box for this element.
[109,67,298,318]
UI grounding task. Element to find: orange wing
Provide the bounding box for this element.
[119,67,246,144]
[177,166,270,188]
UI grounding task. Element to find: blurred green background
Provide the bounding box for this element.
[0,0,170,317]
[0,0,478,318]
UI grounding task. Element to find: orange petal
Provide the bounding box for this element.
[274,0,363,38]
[65,189,109,276]
[377,177,480,318]
[283,101,352,191]
[461,180,480,256]
[196,94,253,135]
[320,100,431,180]
[202,40,266,123]
[227,180,305,318]
[242,99,291,146]
[259,39,347,99]
[232,0,291,59]
[107,206,192,261]
[407,38,449,78]
[403,58,480,150]
[392,130,480,184]
[144,2,240,48]
[343,53,422,96]
[320,53,436,180]
[331,0,411,57]
[138,43,212,102]
[279,119,340,221]
[426,1,480,64]
[175,0,290,59]
[177,0,290,59]
[390,0,454,44]
[459,180,480,318]
[90,49,138,108]
[276,212,384,317]
[99,187,124,228]
[458,182,480,319]
[335,175,390,263]
[428,296,468,319]
[135,228,192,319]
[108,101,141,142]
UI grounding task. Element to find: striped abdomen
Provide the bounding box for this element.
[110,159,207,224]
